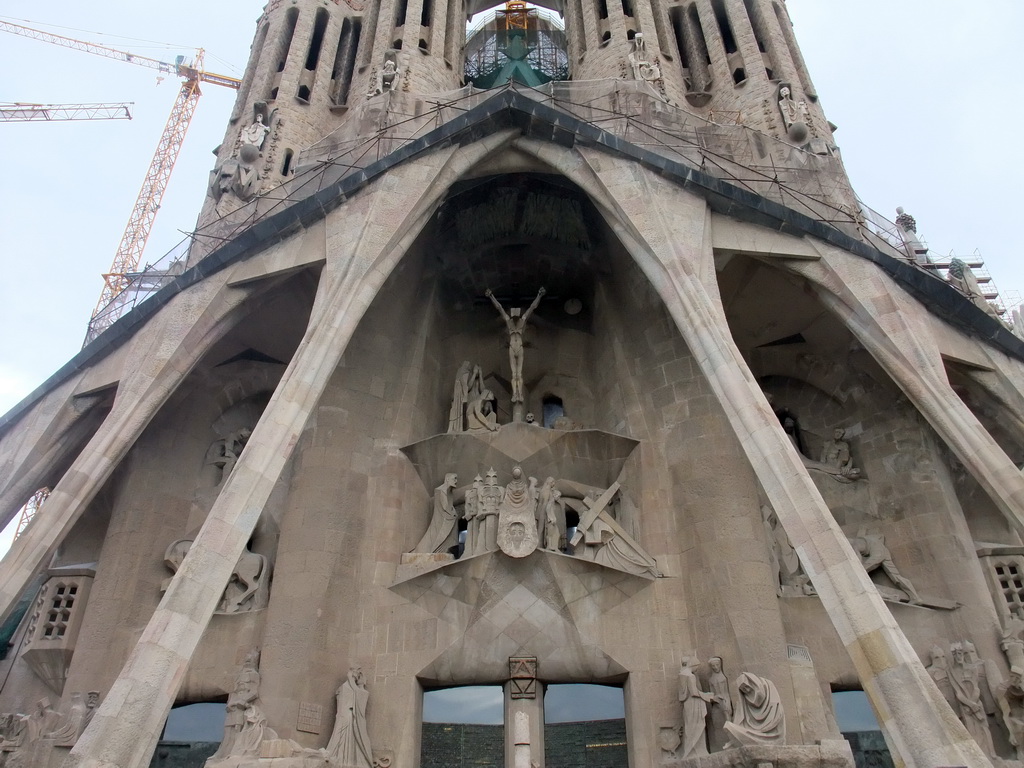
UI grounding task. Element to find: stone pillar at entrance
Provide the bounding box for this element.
[505,656,543,768]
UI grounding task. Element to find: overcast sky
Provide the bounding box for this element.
[0,0,1021,548]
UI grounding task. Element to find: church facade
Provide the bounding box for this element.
[1,2,1023,768]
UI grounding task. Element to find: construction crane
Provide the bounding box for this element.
[0,21,241,340]
[1,101,133,122]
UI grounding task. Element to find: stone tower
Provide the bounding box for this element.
[1,3,1023,768]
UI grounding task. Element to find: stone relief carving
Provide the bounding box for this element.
[241,102,275,151]
[0,691,101,765]
[777,83,808,144]
[163,539,270,614]
[678,657,712,758]
[949,641,996,757]
[206,427,253,488]
[497,466,540,559]
[323,667,373,768]
[466,389,499,432]
[706,656,732,753]
[762,504,814,596]
[485,286,546,418]
[926,645,958,710]
[368,51,401,97]
[448,362,483,433]
[411,473,459,555]
[818,429,862,482]
[210,649,261,761]
[657,723,681,763]
[999,666,1024,762]
[627,33,662,85]
[723,672,785,747]
[848,530,921,605]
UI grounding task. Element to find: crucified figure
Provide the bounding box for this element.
[485,287,545,405]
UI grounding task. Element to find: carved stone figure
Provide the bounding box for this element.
[724,672,785,747]
[949,642,995,757]
[412,473,459,555]
[848,532,921,604]
[627,33,661,83]
[369,53,400,96]
[568,484,659,576]
[234,705,276,757]
[761,505,813,595]
[324,668,372,768]
[476,469,502,553]
[497,466,539,558]
[164,540,269,614]
[207,427,254,487]
[1002,620,1024,670]
[541,482,563,552]
[657,724,681,762]
[464,474,483,556]
[241,113,271,150]
[485,287,546,410]
[211,649,261,761]
[678,657,712,758]
[232,144,262,202]
[819,429,861,481]
[706,656,732,753]
[999,667,1024,762]
[44,691,100,747]
[777,84,808,143]
[465,389,498,432]
[926,646,957,710]
[448,361,483,433]
[219,548,270,614]
[22,700,59,747]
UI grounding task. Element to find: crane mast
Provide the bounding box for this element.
[0,21,241,342]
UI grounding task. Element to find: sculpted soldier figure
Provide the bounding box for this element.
[485,287,545,408]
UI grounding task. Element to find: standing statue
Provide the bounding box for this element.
[211,649,261,761]
[926,646,957,710]
[476,469,502,553]
[464,474,483,556]
[678,657,712,758]
[448,362,484,433]
[706,657,732,753]
[324,667,373,768]
[485,287,546,416]
[539,479,563,553]
[412,473,459,555]
[777,84,808,143]
[724,672,785,747]
[949,642,996,757]
[848,532,921,604]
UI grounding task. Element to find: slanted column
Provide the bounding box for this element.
[571,155,990,767]
[788,255,1024,539]
[0,276,255,623]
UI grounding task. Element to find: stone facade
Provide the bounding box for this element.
[0,3,1022,768]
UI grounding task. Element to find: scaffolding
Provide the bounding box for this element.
[464,5,569,85]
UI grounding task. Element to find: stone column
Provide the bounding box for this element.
[557,151,990,767]
[504,681,544,768]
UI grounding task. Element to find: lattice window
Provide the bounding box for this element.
[43,583,76,638]
[995,561,1024,621]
